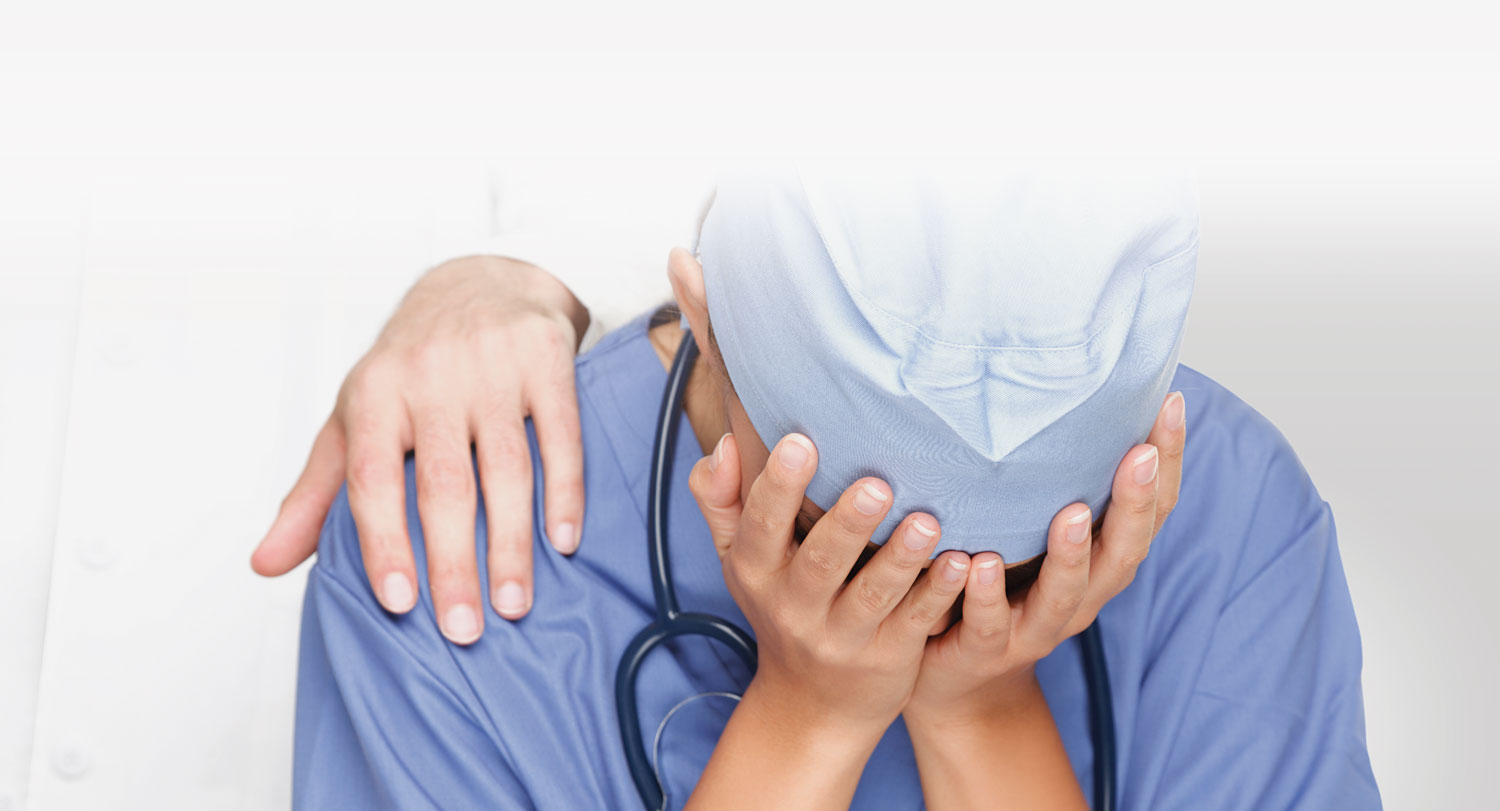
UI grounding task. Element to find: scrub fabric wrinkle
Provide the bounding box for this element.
[293,311,1380,810]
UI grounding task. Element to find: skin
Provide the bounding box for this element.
[251,255,591,644]
[251,246,1186,711]
[660,247,1187,809]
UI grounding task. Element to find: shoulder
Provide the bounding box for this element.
[1155,365,1335,593]
[1170,364,1320,510]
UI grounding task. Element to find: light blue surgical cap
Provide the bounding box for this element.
[699,165,1198,561]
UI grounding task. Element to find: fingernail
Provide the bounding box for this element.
[493,580,528,618]
[709,433,729,472]
[905,517,937,550]
[1066,510,1091,544]
[380,572,416,613]
[853,482,888,515]
[441,604,481,643]
[779,435,812,470]
[943,556,969,582]
[552,521,578,554]
[977,557,1001,585]
[1133,446,1159,485]
[1165,392,1185,431]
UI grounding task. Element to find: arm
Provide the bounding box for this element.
[685,682,884,810]
[682,433,968,810]
[907,673,1080,811]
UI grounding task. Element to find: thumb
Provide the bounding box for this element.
[688,433,742,559]
[252,417,346,576]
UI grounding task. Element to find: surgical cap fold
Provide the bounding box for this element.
[700,164,1197,560]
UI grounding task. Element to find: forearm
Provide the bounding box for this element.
[685,681,884,811]
[906,673,1086,811]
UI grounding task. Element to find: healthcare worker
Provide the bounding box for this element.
[291,168,1381,808]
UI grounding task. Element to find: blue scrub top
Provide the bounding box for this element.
[293,312,1381,809]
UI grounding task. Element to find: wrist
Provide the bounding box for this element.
[738,678,889,759]
[428,254,591,348]
[904,667,1045,737]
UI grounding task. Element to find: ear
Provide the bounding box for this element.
[666,247,712,357]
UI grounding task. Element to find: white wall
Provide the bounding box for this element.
[2,4,1497,809]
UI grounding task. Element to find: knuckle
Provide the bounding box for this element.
[537,319,572,355]
[800,545,842,579]
[409,340,454,380]
[1110,556,1141,587]
[347,455,395,493]
[479,429,529,476]
[343,358,390,403]
[853,577,893,616]
[472,322,514,355]
[908,596,944,626]
[1156,491,1180,518]
[428,557,478,588]
[1127,492,1157,516]
[971,619,1008,643]
[419,455,474,499]
[743,507,780,538]
[1045,590,1084,619]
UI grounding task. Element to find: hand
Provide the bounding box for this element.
[251,255,591,645]
[688,431,969,742]
[903,390,1188,728]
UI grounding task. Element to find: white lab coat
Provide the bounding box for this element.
[0,156,710,810]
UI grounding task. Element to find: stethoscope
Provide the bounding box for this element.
[615,332,1118,811]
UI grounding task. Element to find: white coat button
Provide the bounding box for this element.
[51,745,91,780]
[77,536,115,570]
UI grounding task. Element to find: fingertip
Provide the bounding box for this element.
[439,602,483,645]
[717,434,742,481]
[776,433,816,472]
[1131,445,1160,487]
[938,551,971,585]
[549,520,580,555]
[972,552,1004,587]
[491,578,532,620]
[1164,390,1186,433]
[249,544,284,577]
[377,570,419,614]
[1058,504,1092,545]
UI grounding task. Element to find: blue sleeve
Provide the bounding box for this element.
[1153,441,1381,809]
[292,490,533,810]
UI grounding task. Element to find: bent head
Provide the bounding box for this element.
[669,166,1198,567]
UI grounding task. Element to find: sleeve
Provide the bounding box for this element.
[292,513,533,810]
[431,157,717,350]
[1151,442,1382,809]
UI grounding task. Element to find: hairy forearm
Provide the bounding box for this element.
[906,673,1086,811]
[685,681,884,811]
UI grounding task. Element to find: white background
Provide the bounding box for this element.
[2,3,1498,809]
